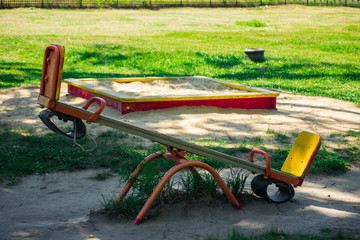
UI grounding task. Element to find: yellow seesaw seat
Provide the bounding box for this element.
[281,131,321,178]
[249,131,321,189]
[250,131,321,203]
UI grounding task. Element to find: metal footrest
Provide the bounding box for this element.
[251,174,295,203]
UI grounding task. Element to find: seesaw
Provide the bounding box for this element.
[37,44,321,224]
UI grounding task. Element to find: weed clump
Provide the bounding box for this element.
[235,19,267,28]
[101,167,250,220]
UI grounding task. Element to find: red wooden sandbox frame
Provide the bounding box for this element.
[65,77,280,115]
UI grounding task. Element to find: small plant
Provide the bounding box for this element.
[347,130,360,141]
[179,170,220,200]
[266,128,276,134]
[311,147,350,175]
[248,136,264,145]
[90,171,113,181]
[268,145,351,175]
[266,129,290,143]
[104,167,247,220]
[225,168,249,198]
[223,131,236,142]
[101,159,175,219]
[100,194,147,219]
[235,19,267,28]
[273,132,290,143]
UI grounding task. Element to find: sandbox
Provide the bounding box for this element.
[64,76,280,114]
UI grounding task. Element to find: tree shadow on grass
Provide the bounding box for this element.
[2,48,359,107]
[195,52,244,69]
[216,58,360,82]
[0,62,42,88]
[73,50,128,66]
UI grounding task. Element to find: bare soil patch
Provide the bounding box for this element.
[0,85,359,240]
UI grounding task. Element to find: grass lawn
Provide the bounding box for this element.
[0,6,359,104]
[0,3,359,203]
[1,7,360,238]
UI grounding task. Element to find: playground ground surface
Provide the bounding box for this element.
[0,85,359,239]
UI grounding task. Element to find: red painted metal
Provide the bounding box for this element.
[81,96,106,123]
[116,149,201,202]
[133,161,242,225]
[116,146,242,225]
[37,44,106,123]
[38,45,60,109]
[249,150,272,177]
[116,152,163,202]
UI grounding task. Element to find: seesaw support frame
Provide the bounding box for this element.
[37,44,318,224]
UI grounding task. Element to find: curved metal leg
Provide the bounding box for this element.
[133,161,242,225]
[251,175,295,203]
[116,152,163,201]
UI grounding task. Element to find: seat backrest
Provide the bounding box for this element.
[38,44,64,109]
[281,131,321,178]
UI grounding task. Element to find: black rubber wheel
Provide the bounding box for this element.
[251,175,295,203]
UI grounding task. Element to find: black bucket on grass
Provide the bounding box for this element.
[244,48,265,62]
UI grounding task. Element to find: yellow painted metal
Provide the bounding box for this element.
[281,131,321,177]
[53,44,65,101]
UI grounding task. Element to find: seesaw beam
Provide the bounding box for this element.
[56,101,298,181]
[38,43,298,181]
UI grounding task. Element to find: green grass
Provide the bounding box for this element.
[3,0,359,9]
[101,167,250,219]
[0,6,359,104]
[1,126,358,185]
[268,146,351,175]
[1,126,358,220]
[235,19,267,27]
[1,6,359,223]
[193,130,359,175]
[0,128,149,184]
[265,128,291,143]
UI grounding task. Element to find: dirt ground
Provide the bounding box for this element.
[0,85,360,240]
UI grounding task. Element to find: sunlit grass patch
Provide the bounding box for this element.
[235,19,267,27]
[0,7,359,104]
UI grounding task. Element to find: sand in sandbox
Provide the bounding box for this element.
[1,86,360,240]
[85,77,248,98]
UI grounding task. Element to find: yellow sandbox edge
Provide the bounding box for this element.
[64,76,280,103]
